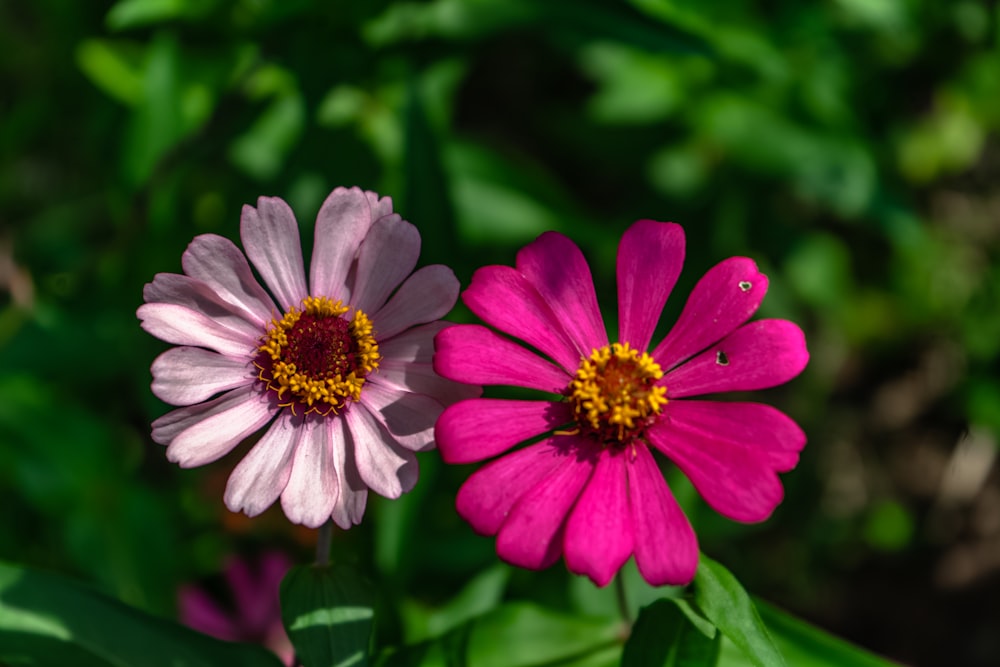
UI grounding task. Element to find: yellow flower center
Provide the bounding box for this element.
[568,343,667,444]
[255,296,380,416]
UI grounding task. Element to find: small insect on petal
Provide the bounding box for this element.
[716,350,730,366]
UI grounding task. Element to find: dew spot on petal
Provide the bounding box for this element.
[738,280,752,292]
[716,350,729,366]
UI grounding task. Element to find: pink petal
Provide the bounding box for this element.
[434,324,570,393]
[332,417,368,528]
[181,234,278,326]
[495,439,596,569]
[664,319,809,398]
[373,265,459,340]
[178,586,239,640]
[662,400,805,472]
[463,265,582,373]
[647,418,784,523]
[627,445,698,586]
[240,197,308,311]
[348,217,420,314]
[369,362,481,406]
[616,220,685,352]
[153,385,275,467]
[310,187,381,300]
[142,273,263,339]
[436,399,571,464]
[224,415,299,517]
[456,437,577,536]
[280,417,339,528]
[653,257,768,371]
[344,404,418,498]
[378,321,450,363]
[359,382,442,451]
[138,303,258,358]
[365,190,395,219]
[151,346,255,406]
[563,448,634,587]
[516,231,608,355]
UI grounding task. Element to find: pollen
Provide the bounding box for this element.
[255,295,380,416]
[568,342,667,444]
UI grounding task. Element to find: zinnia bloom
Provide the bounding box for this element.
[138,187,477,528]
[433,221,808,586]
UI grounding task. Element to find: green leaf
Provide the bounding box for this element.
[280,563,375,667]
[0,561,284,667]
[75,39,145,106]
[622,599,719,667]
[693,556,785,667]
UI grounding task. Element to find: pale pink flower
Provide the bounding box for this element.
[138,187,478,528]
[433,221,808,586]
[178,552,294,666]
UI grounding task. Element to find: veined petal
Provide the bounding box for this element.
[653,257,768,371]
[241,197,308,311]
[181,234,278,326]
[280,416,339,528]
[224,414,299,517]
[369,361,481,406]
[378,321,450,363]
[151,347,255,406]
[348,216,420,314]
[516,231,608,355]
[495,439,596,569]
[647,416,784,523]
[662,400,805,472]
[138,303,258,358]
[456,438,571,536]
[374,265,459,340]
[434,324,570,393]
[344,404,418,498]
[627,445,698,586]
[359,382,442,452]
[617,220,685,352]
[153,385,275,467]
[563,448,633,587]
[331,417,368,529]
[463,265,582,373]
[310,187,380,300]
[142,273,262,339]
[664,319,809,398]
[436,399,571,464]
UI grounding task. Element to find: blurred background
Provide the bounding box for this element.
[2,1,999,665]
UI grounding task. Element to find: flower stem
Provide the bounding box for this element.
[315,519,333,566]
[615,572,632,624]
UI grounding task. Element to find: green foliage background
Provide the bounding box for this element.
[2,1,1000,665]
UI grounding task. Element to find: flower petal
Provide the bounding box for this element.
[378,321,450,363]
[142,273,262,339]
[653,257,768,371]
[434,324,570,393]
[332,417,368,529]
[151,347,256,406]
[563,448,633,587]
[224,414,299,517]
[456,438,571,536]
[495,439,596,569]
[344,404,418,498]
[178,586,239,640]
[373,265,459,340]
[662,400,805,472]
[369,362,480,406]
[516,231,608,355]
[436,399,571,464]
[153,385,276,467]
[664,319,809,397]
[617,220,685,352]
[647,415,785,523]
[348,216,420,314]
[138,303,257,359]
[181,233,278,326]
[463,265,582,372]
[280,417,339,528]
[627,445,698,586]
[359,382,442,451]
[241,197,308,311]
[310,187,380,300]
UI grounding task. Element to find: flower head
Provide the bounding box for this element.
[138,187,478,528]
[433,221,808,586]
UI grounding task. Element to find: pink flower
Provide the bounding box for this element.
[138,187,478,528]
[178,552,294,665]
[433,221,808,587]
